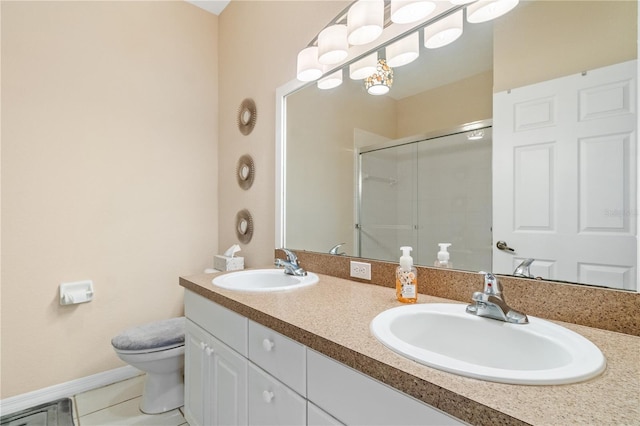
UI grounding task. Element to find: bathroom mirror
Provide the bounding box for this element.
[277,1,638,291]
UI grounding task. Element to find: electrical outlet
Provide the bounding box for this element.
[350,261,371,280]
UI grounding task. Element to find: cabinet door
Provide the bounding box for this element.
[207,334,248,426]
[184,320,210,426]
[308,402,344,426]
[185,319,248,426]
[307,350,464,426]
[248,363,306,426]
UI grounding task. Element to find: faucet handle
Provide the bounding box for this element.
[329,243,346,255]
[279,248,298,263]
[483,273,503,298]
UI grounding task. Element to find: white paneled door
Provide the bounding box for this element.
[493,60,637,290]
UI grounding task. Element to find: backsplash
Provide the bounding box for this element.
[280,250,640,336]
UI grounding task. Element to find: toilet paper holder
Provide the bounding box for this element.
[59,280,94,305]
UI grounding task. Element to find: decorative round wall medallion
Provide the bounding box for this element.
[237,98,257,135]
[235,209,254,244]
[236,154,255,190]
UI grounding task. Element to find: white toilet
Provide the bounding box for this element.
[111,317,185,414]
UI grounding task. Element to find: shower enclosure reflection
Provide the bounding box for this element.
[358,126,492,271]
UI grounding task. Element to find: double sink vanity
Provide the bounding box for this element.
[179,258,639,425]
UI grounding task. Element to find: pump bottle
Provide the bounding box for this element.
[396,246,418,303]
[434,243,452,268]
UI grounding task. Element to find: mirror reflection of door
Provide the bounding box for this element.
[493,60,637,290]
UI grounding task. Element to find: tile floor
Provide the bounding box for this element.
[72,375,188,426]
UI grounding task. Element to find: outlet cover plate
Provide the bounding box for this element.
[350,261,371,280]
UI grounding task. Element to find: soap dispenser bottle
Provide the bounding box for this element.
[434,243,452,268]
[396,246,418,304]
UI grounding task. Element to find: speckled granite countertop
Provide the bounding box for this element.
[180,271,640,426]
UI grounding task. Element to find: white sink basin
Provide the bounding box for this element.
[370,303,606,385]
[212,269,319,292]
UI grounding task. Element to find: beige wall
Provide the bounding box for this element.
[217,1,349,267]
[1,1,218,397]
[396,71,493,138]
[494,0,637,92]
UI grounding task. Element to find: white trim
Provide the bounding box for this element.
[0,366,141,416]
[275,78,306,249]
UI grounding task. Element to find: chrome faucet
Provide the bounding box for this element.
[466,273,528,324]
[329,243,346,256]
[513,258,535,278]
[274,248,308,276]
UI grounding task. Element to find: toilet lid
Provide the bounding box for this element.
[112,317,185,351]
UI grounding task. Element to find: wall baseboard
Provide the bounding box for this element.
[0,366,142,417]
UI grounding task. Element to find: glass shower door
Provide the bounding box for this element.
[358,143,417,262]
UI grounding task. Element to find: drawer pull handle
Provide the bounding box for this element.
[200,342,207,350]
[262,338,275,352]
[262,390,274,403]
[205,347,214,356]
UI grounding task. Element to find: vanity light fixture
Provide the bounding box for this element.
[295,0,520,84]
[347,0,384,46]
[318,69,344,90]
[318,24,349,65]
[349,52,378,79]
[467,129,485,140]
[467,0,520,23]
[390,0,436,24]
[424,9,463,49]
[296,46,323,81]
[386,32,419,67]
[365,59,393,95]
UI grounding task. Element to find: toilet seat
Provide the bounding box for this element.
[112,317,185,354]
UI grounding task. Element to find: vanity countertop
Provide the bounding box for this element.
[180,271,640,426]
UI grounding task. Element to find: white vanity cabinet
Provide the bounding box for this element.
[248,362,306,425]
[184,291,248,426]
[307,350,464,426]
[307,402,345,426]
[184,290,463,426]
[247,320,307,425]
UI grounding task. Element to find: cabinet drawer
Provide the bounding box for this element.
[307,350,465,426]
[184,290,248,356]
[248,320,306,396]
[248,362,306,426]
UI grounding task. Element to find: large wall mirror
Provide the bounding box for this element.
[277,1,638,292]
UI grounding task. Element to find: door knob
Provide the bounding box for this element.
[262,390,274,403]
[262,338,275,352]
[496,241,515,253]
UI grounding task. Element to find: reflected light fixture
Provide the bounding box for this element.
[365,59,393,95]
[386,32,419,67]
[317,69,343,90]
[467,129,485,140]
[296,46,323,81]
[467,0,520,23]
[350,52,378,80]
[424,9,463,49]
[347,0,384,46]
[390,0,436,24]
[318,24,349,65]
